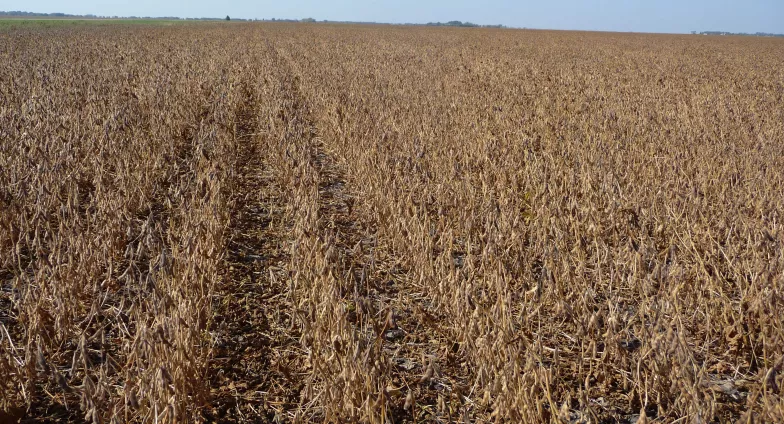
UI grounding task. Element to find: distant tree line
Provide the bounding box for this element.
[0,10,251,21]
[1,11,506,28]
[693,30,784,37]
[2,11,509,28]
[266,18,505,27]
[426,20,505,28]
[1,11,85,18]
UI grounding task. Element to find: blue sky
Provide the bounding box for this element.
[5,0,784,34]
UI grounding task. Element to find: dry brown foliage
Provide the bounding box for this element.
[1,23,783,423]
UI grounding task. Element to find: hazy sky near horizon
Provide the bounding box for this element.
[6,0,784,34]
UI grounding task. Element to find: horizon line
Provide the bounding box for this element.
[3,10,784,36]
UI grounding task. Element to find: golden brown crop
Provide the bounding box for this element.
[1,22,783,423]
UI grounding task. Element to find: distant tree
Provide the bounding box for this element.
[426,20,485,28]
[225,15,231,21]
[301,17,316,23]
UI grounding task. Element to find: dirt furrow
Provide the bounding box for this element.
[206,83,305,422]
